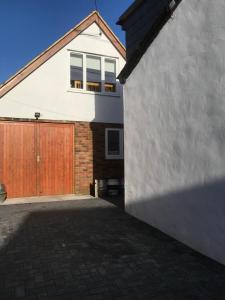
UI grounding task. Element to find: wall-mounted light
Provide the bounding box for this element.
[34,112,40,120]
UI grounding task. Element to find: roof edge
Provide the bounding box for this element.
[117,0,144,26]
[1,11,97,88]
[118,6,172,83]
[118,0,181,83]
[0,10,126,98]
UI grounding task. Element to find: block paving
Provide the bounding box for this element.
[0,198,225,299]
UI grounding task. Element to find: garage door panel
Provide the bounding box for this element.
[0,122,37,198]
[39,123,74,196]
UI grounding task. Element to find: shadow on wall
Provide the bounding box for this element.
[1,199,225,298]
[126,176,225,265]
[89,85,124,196]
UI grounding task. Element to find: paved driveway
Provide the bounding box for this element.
[0,198,225,300]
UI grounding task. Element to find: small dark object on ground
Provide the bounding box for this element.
[0,183,6,203]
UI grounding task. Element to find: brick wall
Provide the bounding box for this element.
[74,121,124,195]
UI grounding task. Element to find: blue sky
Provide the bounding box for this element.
[0,0,132,84]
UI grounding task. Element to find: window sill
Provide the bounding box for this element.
[67,88,120,98]
[105,156,124,160]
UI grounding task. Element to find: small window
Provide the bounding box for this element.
[86,55,101,92]
[70,53,83,89]
[105,59,116,93]
[105,128,123,159]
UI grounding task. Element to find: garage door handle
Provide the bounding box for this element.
[37,155,41,163]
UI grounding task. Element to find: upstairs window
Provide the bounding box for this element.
[70,52,117,94]
[105,59,116,93]
[105,128,123,159]
[86,55,101,92]
[70,53,83,89]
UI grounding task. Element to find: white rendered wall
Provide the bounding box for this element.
[124,0,225,264]
[0,23,125,123]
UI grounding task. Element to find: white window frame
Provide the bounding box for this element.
[105,128,124,160]
[70,52,84,91]
[68,50,119,96]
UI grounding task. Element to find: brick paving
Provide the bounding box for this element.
[0,198,225,299]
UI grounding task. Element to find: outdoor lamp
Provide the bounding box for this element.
[35,112,40,120]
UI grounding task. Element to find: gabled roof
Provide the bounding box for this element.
[0,11,126,98]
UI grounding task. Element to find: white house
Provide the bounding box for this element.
[0,11,126,198]
[118,0,225,265]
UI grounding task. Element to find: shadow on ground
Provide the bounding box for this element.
[0,198,225,300]
[101,195,124,210]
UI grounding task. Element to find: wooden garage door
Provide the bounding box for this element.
[0,122,74,198]
[0,122,37,198]
[38,123,74,196]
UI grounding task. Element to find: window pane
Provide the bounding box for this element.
[105,59,116,92]
[108,130,120,155]
[86,55,101,92]
[105,83,116,93]
[70,53,83,89]
[105,59,116,74]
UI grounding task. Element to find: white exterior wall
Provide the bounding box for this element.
[0,23,125,123]
[124,0,225,264]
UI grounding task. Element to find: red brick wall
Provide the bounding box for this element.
[74,122,124,195]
